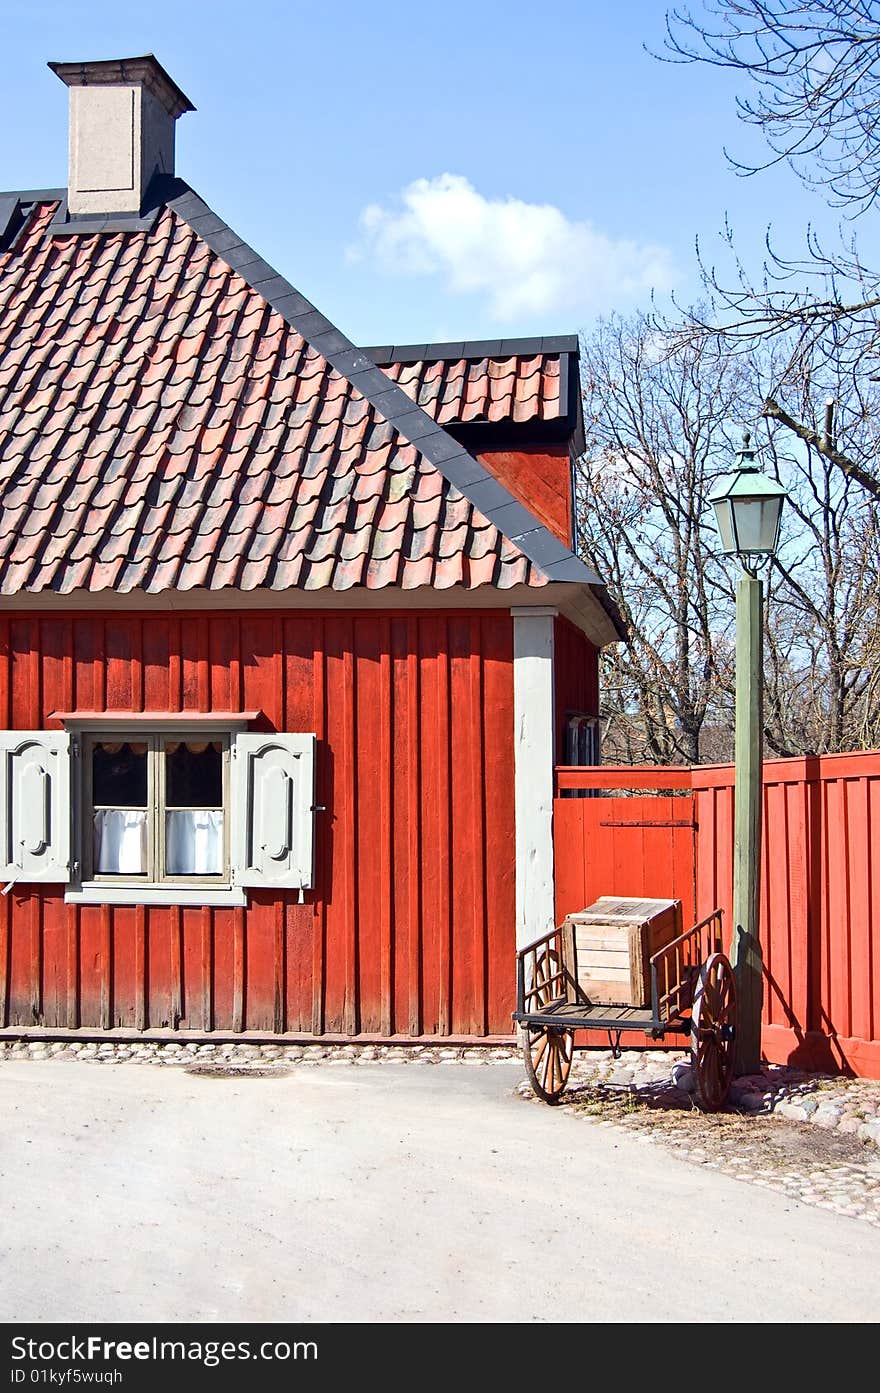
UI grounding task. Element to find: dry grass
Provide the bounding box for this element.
[561,1079,873,1170]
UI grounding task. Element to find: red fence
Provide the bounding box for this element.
[554,753,880,1078]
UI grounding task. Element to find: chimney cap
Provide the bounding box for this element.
[48,54,195,120]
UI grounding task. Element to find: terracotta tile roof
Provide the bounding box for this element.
[371,345,568,429]
[0,182,612,615]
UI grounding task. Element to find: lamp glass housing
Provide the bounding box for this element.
[709,442,787,558]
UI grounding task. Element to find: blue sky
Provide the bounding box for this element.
[0,0,870,346]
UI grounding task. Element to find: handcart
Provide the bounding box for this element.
[513,908,736,1111]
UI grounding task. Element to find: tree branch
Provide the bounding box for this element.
[761,396,880,499]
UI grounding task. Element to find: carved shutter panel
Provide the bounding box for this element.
[0,731,71,885]
[231,733,316,889]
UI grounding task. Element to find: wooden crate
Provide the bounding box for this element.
[567,897,682,1008]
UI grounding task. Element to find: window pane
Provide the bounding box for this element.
[92,742,147,807]
[166,741,222,807]
[94,809,147,874]
[165,810,224,875]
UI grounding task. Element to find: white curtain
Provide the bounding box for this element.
[94,810,147,874]
[165,810,224,875]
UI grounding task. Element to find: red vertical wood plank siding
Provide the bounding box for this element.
[0,609,516,1039]
[134,905,146,1031]
[282,616,318,1035]
[552,617,599,763]
[449,619,474,1032]
[353,620,382,1032]
[378,630,394,1036]
[402,624,422,1034]
[482,616,516,1033]
[66,904,79,1028]
[468,622,487,1035]
[309,626,327,1036]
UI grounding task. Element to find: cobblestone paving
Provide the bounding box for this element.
[4,1038,880,1225]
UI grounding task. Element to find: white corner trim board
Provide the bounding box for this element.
[511,610,556,950]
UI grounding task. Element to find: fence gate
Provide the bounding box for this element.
[553,767,697,942]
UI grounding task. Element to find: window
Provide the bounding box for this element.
[566,714,600,766]
[563,714,600,800]
[87,735,228,883]
[0,723,316,906]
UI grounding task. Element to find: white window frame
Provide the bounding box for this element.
[83,731,231,888]
[65,717,247,907]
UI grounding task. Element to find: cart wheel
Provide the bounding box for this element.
[691,952,737,1112]
[532,946,565,1010]
[521,1024,574,1105]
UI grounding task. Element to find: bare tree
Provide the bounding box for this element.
[658,2,880,499]
[577,311,880,762]
[761,347,880,750]
[577,314,741,764]
[667,230,880,500]
[663,1,880,214]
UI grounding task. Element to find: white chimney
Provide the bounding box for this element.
[49,55,194,217]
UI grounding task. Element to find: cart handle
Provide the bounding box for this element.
[515,925,567,960]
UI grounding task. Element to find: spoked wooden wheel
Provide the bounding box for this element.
[531,947,565,1009]
[691,952,737,1112]
[521,1024,574,1104]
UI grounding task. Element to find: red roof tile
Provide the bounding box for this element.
[376,351,564,429]
[0,200,554,597]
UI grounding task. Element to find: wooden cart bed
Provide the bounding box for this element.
[512,1001,662,1033]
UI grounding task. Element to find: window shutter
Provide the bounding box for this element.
[231,733,316,890]
[0,730,71,885]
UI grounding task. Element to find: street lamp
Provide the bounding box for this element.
[709,432,788,1075]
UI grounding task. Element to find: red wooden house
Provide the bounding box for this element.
[0,56,622,1040]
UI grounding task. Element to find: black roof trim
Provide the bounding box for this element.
[0,196,21,251]
[0,187,66,202]
[2,179,169,238]
[46,198,164,237]
[0,191,64,255]
[160,180,606,594]
[445,418,573,448]
[363,334,580,365]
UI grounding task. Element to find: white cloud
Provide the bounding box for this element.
[349,174,676,322]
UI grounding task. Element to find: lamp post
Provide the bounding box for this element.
[709,433,788,1075]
